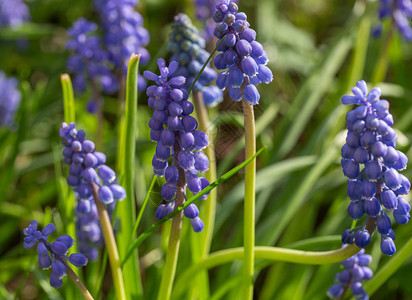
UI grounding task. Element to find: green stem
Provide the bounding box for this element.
[364,237,412,296]
[117,54,143,298]
[60,74,76,124]
[130,175,157,241]
[122,148,265,266]
[190,90,216,299]
[193,90,217,257]
[371,22,395,85]
[43,241,94,300]
[64,261,94,300]
[60,74,77,257]
[242,99,256,300]
[173,244,361,298]
[90,183,126,300]
[157,135,186,300]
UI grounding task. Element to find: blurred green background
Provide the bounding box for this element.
[1,0,412,299]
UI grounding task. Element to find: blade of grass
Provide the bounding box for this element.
[117,53,143,299]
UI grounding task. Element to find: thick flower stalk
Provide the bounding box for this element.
[60,122,125,258]
[327,248,373,300]
[23,221,89,290]
[212,0,273,104]
[0,0,29,28]
[95,0,150,90]
[145,59,210,232]
[0,71,21,127]
[374,0,412,41]
[340,80,410,256]
[169,13,223,107]
[66,18,119,112]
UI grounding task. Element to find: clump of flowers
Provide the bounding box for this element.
[212,0,273,104]
[23,221,88,289]
[194,0,237,43]
[0,0,29,28]
[327,248,373,300]
[95,0,150,90]
[0,71,21,127]
[374,0,412,41]
[66,1,150,111]
[66,18,119,112]
[144,59,210,232]
[169,13,222,107]
[340,80,410,256]
[60,122,125,259]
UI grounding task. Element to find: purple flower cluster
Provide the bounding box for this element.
[374,0,412,41]
[66,18,119,105]
[212,0,273,105]
[23,221,88,289]
[0,0,30,28]
[95,0,150,90]
[194,0,237,43]
[0,71,21,127]
[327,248,372,300]
[144,59,210,232]
[60,122,125,258]
[169,13,222,107]
[340,80,410,256]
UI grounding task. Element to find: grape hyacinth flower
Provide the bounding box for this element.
[327,248,373,300]
[95,0,150,90]
[60,122,125,258]
[373,0,412,41]
[340,80,410,256]
[66,18,119,112]
[212,0,273,104]
[169,13,223,107]
[194,0,237,44]
[0,0,30,28]
[144,59,210,232]
[23,221,88,289]
[0,71,21,127]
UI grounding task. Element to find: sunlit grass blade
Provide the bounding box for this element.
[117,53,143,299]
[60,74,76,124]
[122,147,265,265]
[129,175,157,241]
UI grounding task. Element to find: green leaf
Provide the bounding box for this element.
[117,54,143,298]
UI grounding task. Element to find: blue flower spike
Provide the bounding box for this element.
[373,0,412,41]
[95,0,150,90]
[0,71,22,127]
[341,80,410,256]
[60,122,125,260]
[66,18,119,99]
[0,0,30,29]
[212,0,273,104]
[23,221,88,289]
[144,59,211,232]
[327,248,373,300]
[169,13,223,107]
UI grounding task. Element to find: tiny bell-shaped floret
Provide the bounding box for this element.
[380,236,396,256]
[355,229,371,248]
[50,272,63,289]
[51,260,67,279]
[191,216,205,232]
[69,253,88,267]
[51,241,68,256]
[341,229,355,244]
